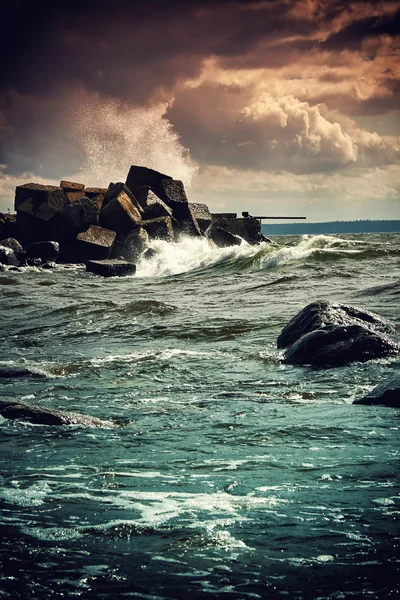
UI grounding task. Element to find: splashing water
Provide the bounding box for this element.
[72,92,198,187]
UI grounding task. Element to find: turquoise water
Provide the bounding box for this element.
[0,233,399,599]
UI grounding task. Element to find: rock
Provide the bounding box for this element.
[75,225,116,261]
[190,203,212,233]
[84,187,108,199]
[141,188,173,219]
[125,165,172,193]
[16,197,65,243]
[353,374,400,407]
[171,202,203,238]
[64,190,87,204]
[0,237,23,253]
[143,248,158,260]
[157,179,188,208]
[25,258,43,267]
[206,224,242,248]
[0,245,19,266]
[14,183,66,211]
[0,398,113,427]
[24,241,60,261]
[42,262,57,269]
[60,180,85,192]
[102,182,143,214]
[86,259,136,277]
[277,301,396,349]
[57,196,100,241]
[283,324,399,368]
[100,189,142,234]
[111,227,149,262]
[141,217,175,242]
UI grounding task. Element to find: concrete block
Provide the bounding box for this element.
[141,216,174,242]
[112,227,149,262]
[100,191,142,234]
[125,165,172,193]
[76,225,116,261]
[60,180,85,192]
[15,183,66,211]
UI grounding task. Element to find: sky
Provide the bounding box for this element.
[0,0,399,221]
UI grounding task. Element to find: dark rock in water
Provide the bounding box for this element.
[142,191,173,220]
[75,225,116,261]
[125,165,172,192]
[190,203,212,233]
[25,257,43,267]
[60,180,85,192]
[16,193,67,244]
[57,197,100,241]
[100,189,142,234]
[0,245,19,266]
[0,398,112,427]
[24,241,60,261]
[15,183,66,212]
[353,374,400,407]
[277,301,395,349]
[157,179,188,207]
[0,366,45,378]
[0,237,23,253]
[103,182,143,213]
[206,224,242,248]
[141,216,175,242]
[86,259,136,277]
[283,324,399,368]
[41,261,58,269]
[111,227,149,262]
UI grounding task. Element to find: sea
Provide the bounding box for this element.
[0,232,399,600]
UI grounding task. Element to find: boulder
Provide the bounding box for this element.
[190,203,212,233]
[283,324,399,368]
[0,245,19,266]
[14,183,66,211]
[100,189,142,234]
[60,180,85,192]
[111,227,149,262]
[75,226,116,261]
[24,241,60,261]
[0,238,23,253]
[141,216,175,242]
[206,224,242,248]
[125,165,172,193]
[16,197,65,243]
[0,398,112,427]
[57,196,100,241]
[277,301,396,349]
[353,374,400,407]
[86,259,136,277]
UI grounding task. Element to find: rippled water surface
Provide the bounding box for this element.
[1,233,399,599]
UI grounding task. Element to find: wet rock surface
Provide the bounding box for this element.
[86,259,136,277]
[0,399,113,427]
[283,324,399,368]
[277,300,395,349]
[353,373,400,407]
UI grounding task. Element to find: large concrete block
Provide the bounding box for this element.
[75,225,116,261]
[156,179,188,208]
[16,198,62,243]
[142,194,173,220]
[15,183,66,211]
[99,191,142,234]
[65,190,86,204]
[190,203,212,233]
[60,180,85,192]
[112,227,149,262]
[206,224,242,248]
[125,165,172,193]
[103,182,143,214]
[171,202,203,238]
[84,187,108,199]
[141,217,174,242]
[57,197,100,240]
[86,259,136,277]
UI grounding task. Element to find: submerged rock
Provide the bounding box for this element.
[0,245,19,266]
[86,259,136,277]
[283,324,399,368]
[353,373,400,407]
[0,398,113,427]
[24,241,60,261]
[75,225,116,261]
[277,301,395,349]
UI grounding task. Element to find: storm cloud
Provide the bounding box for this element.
[1,0,399,218]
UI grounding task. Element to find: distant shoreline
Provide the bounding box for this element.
[262,220,400,235]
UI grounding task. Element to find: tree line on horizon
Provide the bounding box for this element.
[262,219,400,235]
